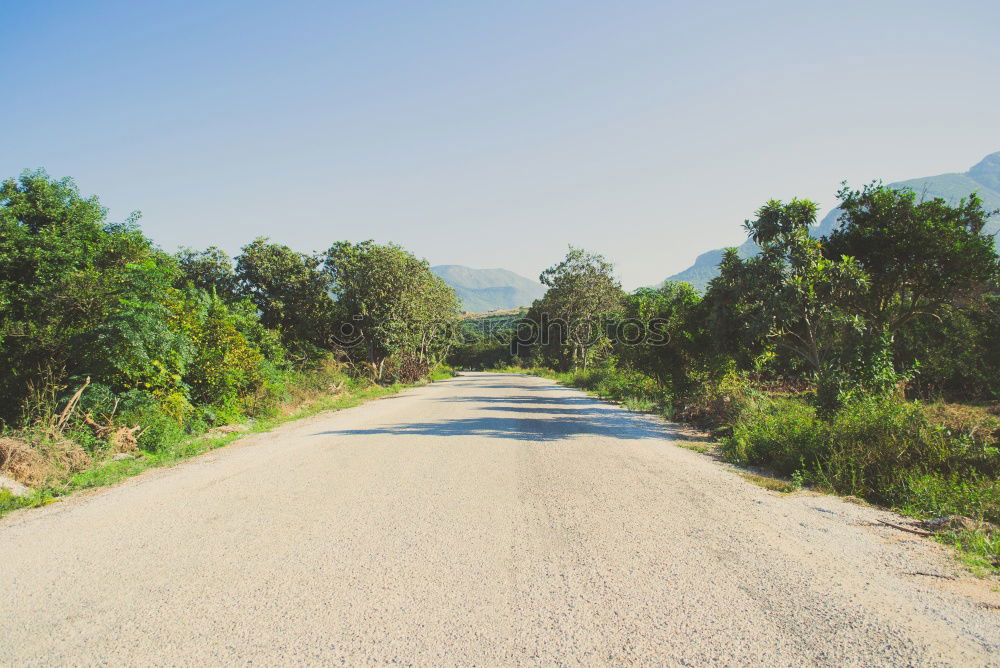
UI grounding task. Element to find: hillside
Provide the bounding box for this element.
[432,265,546,312]
[664,151,1000,291]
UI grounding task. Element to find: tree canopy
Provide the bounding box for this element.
[823,182,999,333]
[324,241,459,378]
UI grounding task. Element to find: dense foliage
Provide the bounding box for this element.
[516,247,623,371]
[324,240,459,379]
[0,170,458,460]
[459,184,999,408]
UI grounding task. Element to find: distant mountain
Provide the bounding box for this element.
[432,265,546,313]
[663,151,1000,292]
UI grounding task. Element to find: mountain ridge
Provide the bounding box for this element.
[432,264,546,313]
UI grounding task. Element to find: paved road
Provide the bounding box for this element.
[1,372,997,665]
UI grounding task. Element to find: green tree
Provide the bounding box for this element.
[535,247,623,370]
[323,241,459,379]
[0,169,180,422]
[894,282,1000,399]
[702,247,778,371]
[616,283,702,397]
[171,290,281,419]
[175,246,239,302]
[235,237,335,350]
[742,199,870,409]
[823,182,999,335]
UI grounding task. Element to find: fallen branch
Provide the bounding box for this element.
[903,571,957,580]
[878,520,933,537]
[52,377,90,433]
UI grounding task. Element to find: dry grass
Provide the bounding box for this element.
[0,435,91,488]
[920,402,1000,449]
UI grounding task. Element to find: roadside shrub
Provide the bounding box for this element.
[679,365,758,430]
[115,391,188,452]
[817,398,948,502]
[919,402,1000,471]
[726,394,1000,521]
[725,398,824,472]
[602,369,668,408]
[381,353,429,384]
[263,355,357,416]
[563,367,671,414]
[178,293,270,421]
[568,368,607,392]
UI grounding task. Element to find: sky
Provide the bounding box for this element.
[4,0,999,289]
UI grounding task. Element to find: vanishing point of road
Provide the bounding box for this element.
[1,372,997,665]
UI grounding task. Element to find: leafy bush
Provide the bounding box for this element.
[0,170,179,423]
[559,366,671,415]
[380,353,430,384]
[112,390,188,452]
[678,365,759,430]
[726,398,824,472]
[173,291,276,421]
[725,394,1000,523]
[817,398,949,502]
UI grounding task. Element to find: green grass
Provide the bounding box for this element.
[937,529,1000,576]
[677,442,711,455]
[0,489,57,516]
[739,472,800,494]
[0,373,444,520]
[724,395,999,575]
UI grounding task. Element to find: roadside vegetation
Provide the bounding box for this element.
[0,170,459,515]
[453,183,1000,574]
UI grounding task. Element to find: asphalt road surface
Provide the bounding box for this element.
[1,372,997,665]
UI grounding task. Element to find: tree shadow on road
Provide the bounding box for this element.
[317,376,719,445]
[315,416,662,442]
[434,382,551,392]
[435,394,597,404]
[313,395,697,443]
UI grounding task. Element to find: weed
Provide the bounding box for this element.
[740,472,799,494]
[936,529,1000,575]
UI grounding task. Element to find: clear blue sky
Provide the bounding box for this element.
[4,0,999,288]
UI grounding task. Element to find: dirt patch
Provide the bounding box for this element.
[206,424,251,438]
